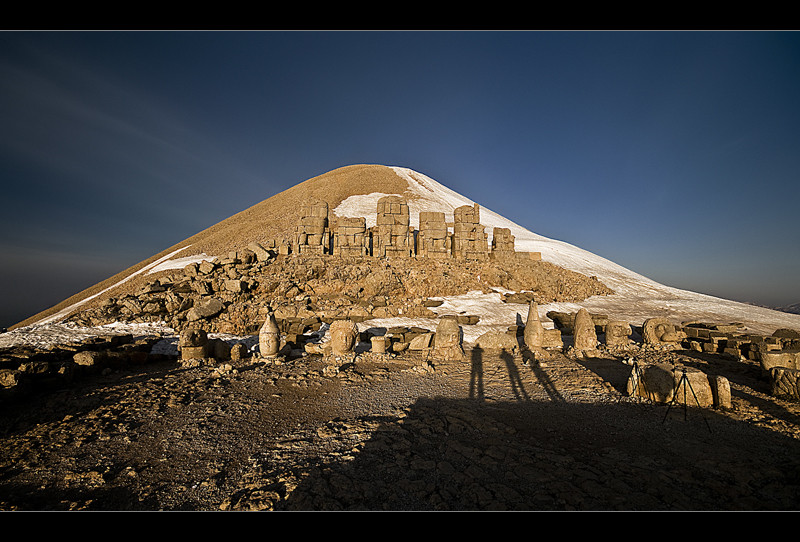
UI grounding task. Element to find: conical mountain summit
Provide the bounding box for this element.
[11,164,800,338]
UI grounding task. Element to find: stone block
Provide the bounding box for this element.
[758,350,800,375]
[711,375,732,409]
[408,333,433,350]
[474,330,519,351]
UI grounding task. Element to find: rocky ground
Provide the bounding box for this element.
[2,339,800,511]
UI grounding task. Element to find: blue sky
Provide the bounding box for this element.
[1,30,799,327]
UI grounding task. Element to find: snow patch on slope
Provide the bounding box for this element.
[33,246,191,327]
[336,166,800,335]
[147,253,216,274]
[332,192,399,228]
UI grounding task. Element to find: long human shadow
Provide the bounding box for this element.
[469,346,484,401]
[500,349,530,401]
[524,350,565,403]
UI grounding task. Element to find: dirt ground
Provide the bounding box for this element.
[2,343,800,511]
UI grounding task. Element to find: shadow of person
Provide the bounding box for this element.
[525,349,565,403]
[500,349,530,401]
[469,346,484,401]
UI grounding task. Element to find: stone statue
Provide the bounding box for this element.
[573,308,597,351]
[259,313,281,358]
[523,301,546,348]
[433,316,464,361]
[524,301,563,351]
[604,320,632,348]
[179,328,209,360]
[329,319,359,356]
[642,317,684,346]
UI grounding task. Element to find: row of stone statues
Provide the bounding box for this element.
[179,300,652,364]
[291,196,538,262]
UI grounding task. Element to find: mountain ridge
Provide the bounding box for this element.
[11,164,800,336]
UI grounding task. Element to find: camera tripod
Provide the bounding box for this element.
[662,367,712,433]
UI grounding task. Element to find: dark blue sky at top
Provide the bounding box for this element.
[1,30,799,327]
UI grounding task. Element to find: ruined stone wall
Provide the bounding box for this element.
[373,196,413,258]
[294,199,331,255]
[452,203,488,260]
[490,227,515,261]
[416,211,450,259]
[289,196,532,262]
[332,217,369,257]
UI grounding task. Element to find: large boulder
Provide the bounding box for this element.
[770,367,800,400]
[73,350,108,367]
[187,298,225,321]
[408,333,434,350]
[179,328,209,360]
[247,242,273,262]
[474,330,519,352]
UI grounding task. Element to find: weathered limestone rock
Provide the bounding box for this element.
[294,198,331,255]
[452,203,487,260]
[179,328,209,360]
[489,227,515,260]
[208,338,231,361]
[370,335,387,354]
[604,320,632,348]
[711,375,732,409]
[548,311,608,335]
[474,330,519,352]
[259,314,281,358]
[573,308,598,352]
[773,328,800,339]
[408,333,434,350]
[73,350,107,367]
[547,311,575,333]
[186,298,224,321]
[247,242,273,262]
[329,319,359,356]
[758,350,800,376]
[332,216,369,257]
[416,211,450,259]
[672,367,715,408]
[627,363,675,402]
[224,279,245,293]
[433,316,464,362]
[770,367,800,400]
[198,260,216,275]
[374,196,413,258]
[642,318,684,346]
[230,343,249,362]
